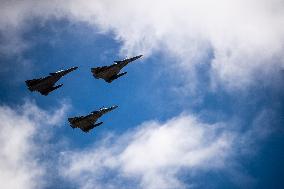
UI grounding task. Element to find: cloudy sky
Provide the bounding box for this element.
[0,0,284,188]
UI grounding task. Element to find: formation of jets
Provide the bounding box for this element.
[25,55,142,132]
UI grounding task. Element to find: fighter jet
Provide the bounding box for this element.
[68,105,118,133]
[25,66,78,96]
[91,55,143,83]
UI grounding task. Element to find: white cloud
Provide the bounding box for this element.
[0,101,68,189]
[60,115,234,189]
[0,100,273,189]
[1,0,284,89]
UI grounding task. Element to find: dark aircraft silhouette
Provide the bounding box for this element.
[25,67,78,96]
[68,105,118,133]
[91,55,143,83]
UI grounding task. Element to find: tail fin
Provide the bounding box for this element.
[68,117,78,128]
[25,79,39,86]
[91,67,103,78]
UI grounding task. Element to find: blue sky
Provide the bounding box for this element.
[0,1,284,189]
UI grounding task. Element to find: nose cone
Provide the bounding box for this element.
[111,105,118,110]
[69,66,78,71]
[99,105,118,115]
[107,105,118,112]
[106,105,118,112]
[63,66,78,74]
[99,105,118,113]
[133,55,143,60]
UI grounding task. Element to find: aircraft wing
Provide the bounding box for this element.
[80,121,103,133]
[97,73,125,83]
[37,84,63,96]
[38,88,52,96]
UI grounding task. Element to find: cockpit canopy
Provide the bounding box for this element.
[49,70,64,76]
[91,110,99,114]
[99,107,107,111]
